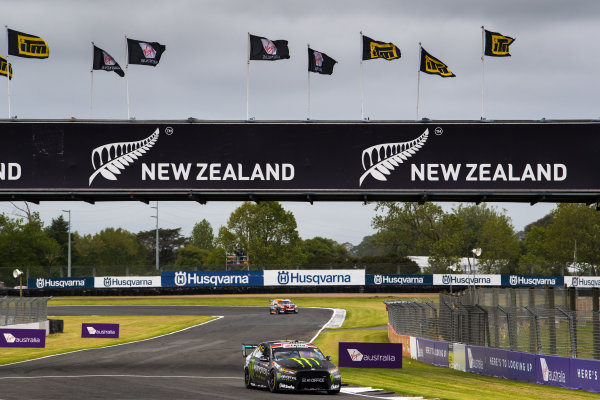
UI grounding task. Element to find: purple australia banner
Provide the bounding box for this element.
[465,345,536,383]
[0,328,46,348]
[339,342,402,368]
[81,323,120,338]
[570,357,600,393]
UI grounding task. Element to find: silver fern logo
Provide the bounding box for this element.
[88,128,160,186]
[359,129,429,186]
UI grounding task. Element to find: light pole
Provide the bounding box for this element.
[151,202,159,270]
[62,210,71,277]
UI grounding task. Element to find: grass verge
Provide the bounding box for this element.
[48,293,430,329]
[313,329,599,400]
[0,315,214,366]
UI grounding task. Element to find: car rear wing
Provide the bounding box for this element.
[242,344,258,357]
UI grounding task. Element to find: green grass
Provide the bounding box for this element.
[44,293,598,398]
[48,293,433,329]
[313,329,599,400]
[0,315,214,365]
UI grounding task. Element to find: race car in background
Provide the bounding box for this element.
[269,299,298,314]
[242,340,341,394]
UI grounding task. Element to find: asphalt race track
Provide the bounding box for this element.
[0,305,375,400]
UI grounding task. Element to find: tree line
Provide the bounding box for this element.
[0,201,596,285]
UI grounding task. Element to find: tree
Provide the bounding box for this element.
[75,228,146,273]
[137,228,186,267]
[216,202,303,266]
[476,215,520,274]
[175,244,210,267]
[427,214,465,273]
[45,215,70,266]
[190,219,214,250]
[301,237,350,265]
[372,202,444,256]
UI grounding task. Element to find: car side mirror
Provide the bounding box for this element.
[326,355,332,361]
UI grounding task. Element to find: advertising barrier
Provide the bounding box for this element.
[366,274,432,286]
[161,270,263,287]
[263,269,365,286]
[339,342,402,368]
[465,345,536,383]
[570,357,600,392]
[387,324,412,358]
[415,337,449,367]
[28,277,94,289]
[453,343,466,372]
[502,275,564,287]
[565,276,600,288]
[0,328,46,348]
[81,323,120,338]
[95,276,161,288]
[433,274,501,287]
[537,355,570,388]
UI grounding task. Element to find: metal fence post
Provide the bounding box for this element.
[548,287,557,355]
[593,287,600,360]
[557,306,577,359]
[524,306,541,353]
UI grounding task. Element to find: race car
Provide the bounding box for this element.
[269,299,298,314]
[242,340,341,394]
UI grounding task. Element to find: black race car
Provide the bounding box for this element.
[242,340,341,394]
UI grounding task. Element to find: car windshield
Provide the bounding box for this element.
[280,301,293,305]
[272,347,326,361]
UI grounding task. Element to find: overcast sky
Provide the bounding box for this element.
[2,0,597,244]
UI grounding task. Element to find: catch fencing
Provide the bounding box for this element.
[385,287,600,360]
[0,297,50,326]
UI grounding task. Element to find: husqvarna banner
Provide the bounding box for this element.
[161,270,263,287]
[433,274,501,286]
[565,276,600,288]
[263,270,365,286]
[502,275,563,287]
[367,274,432,285]
[28,277,94,289]
[94,276,161,288]
[0,121,599,200]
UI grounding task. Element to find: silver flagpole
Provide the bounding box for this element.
[307,44,310,120]
[360,31,364,120]
[90,42,94,119]
[125,35,130,119]
[246,32,250,120]
[481,26,485,120]
[416,43,421,120]
[6,26,10,119]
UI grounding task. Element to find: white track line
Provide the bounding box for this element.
[0,316,224,368]
[309,308,346,343]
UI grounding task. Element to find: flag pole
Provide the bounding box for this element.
[481,26,485,120]
[5,26,10,119]
[246,32,250,120]
[90,42,94,119]
[307,44,311,120]
[416,43,421,120]
[360,31,364,120]
[125,35,130,119]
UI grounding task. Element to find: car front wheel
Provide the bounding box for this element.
[268,370,278,392]
[244,368,252,388]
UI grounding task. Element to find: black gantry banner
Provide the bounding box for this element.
[0,121,598,201]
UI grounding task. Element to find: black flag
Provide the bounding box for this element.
[0,55,13,80]
[7,28,49,59]
[308,48,337,75]
[419,47,455,77]
[93,45,124,77]
[362,35,400,61]
[249,34,290,60]
[127,38,166,66]
[484,30,515,57]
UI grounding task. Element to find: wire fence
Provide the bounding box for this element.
[0,296,50,326]
[386,287,600,360]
